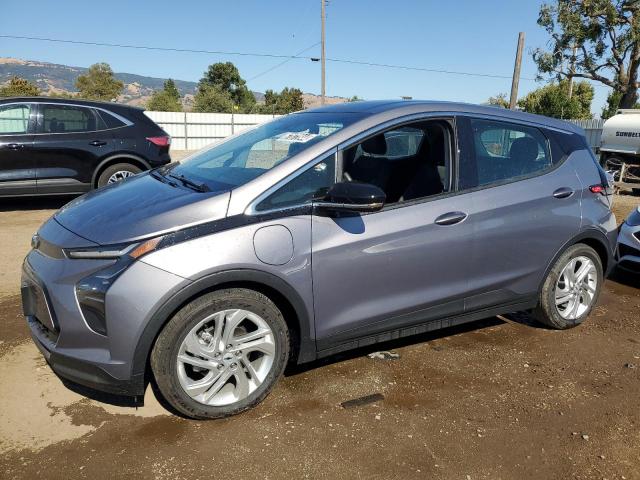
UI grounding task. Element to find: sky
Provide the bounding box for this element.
[0,0,612,115]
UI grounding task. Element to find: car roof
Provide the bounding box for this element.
[0,96,144,111]
[298,100,583,134]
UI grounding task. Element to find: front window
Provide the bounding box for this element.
[340,119,452,204]
[168,112,364,192]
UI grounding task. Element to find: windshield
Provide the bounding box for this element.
[167,112,365,191]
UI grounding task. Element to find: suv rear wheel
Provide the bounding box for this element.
[534,244,603,329]
[97,162,142,187]
[151,288,290,419]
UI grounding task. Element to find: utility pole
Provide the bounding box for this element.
[568,43,577,99]
[509,32,525,110]
[321,0,326,105]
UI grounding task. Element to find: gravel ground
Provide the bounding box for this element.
[0,193,638,480]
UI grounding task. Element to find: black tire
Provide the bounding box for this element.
[533,244,603,329]
[150,288,290,420]
[96,162,142,188]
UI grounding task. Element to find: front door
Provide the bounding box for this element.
[311,118,474,351]
[0,103,36,196]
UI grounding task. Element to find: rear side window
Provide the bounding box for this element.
[459,118,551,189]
[42,105,98,133]
[0,104,30,134]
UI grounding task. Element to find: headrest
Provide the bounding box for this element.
[361,134,387,155]
[509,137,538,162]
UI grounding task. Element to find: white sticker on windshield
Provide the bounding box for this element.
[277,132,319,143]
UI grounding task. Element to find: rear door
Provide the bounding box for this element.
[456,116,582,311]
[32,103,114,194]
[0,102,36,195]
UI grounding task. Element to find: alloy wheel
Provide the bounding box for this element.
[176,309,276,406]
[107,170,135,184]
[554,256,598,320]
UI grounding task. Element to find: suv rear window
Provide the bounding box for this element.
[42,105,98,133]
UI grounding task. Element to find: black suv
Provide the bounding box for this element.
[0,97,171,197]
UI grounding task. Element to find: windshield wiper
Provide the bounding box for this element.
[150,168,178,187]
[168,173,210,192]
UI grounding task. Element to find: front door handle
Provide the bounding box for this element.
[553,187,574,199]
[89,140,107,147]
[434,211,467,226]
[6,143,23,150]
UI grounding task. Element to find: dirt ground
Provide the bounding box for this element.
[0,193,639,480]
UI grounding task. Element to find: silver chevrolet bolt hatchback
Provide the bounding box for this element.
[22,101,618,419]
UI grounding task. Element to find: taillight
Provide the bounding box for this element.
[589,184,605,194]
[146,136,171,147]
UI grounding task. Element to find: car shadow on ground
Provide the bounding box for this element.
[285,316,518,377]
[0,196,74,212]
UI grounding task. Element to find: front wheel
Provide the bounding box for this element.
[533,244,603,329]
[150,289,290,419]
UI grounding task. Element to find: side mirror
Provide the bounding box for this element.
[313,181,385,213]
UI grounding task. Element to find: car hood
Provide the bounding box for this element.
[54,172,231,245]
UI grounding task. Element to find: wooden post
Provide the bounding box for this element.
[321,0,326,105]
[509,32,525,110]
[568,44,577,99]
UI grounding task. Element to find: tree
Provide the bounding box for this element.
[163,79,180,101]
[533,0,640,110]
[192,84,234,113]
[487,93,510,109]
[147,79,182,111]
[601,89,640,118]
[517,80,594,119]
[0,76,40,97]
[75,63,123,101]
[256,87,304,114]
[199,62,255,112]
[348,95,364,102]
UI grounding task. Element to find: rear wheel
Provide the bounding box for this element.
[151,289,290,419]
[97,162,142,188]
[533,244,603,329]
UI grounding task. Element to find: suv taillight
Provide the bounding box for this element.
[147,136,171,147]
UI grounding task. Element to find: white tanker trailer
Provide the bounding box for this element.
[600,109,640,194]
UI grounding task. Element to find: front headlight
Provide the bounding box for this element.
[67,236,164,336]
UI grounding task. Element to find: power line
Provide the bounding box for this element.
[247,43,320,82]
[0,34,314,60]
[1,33,541,81]
[325,57,537,81]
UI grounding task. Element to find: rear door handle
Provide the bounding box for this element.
[434,211,467,226]
[6,143,23,150]
[89,140,107,147]
[553,187,574,199]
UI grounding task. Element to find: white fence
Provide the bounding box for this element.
[145,111,605,152]
[145,111,279,150]
[567,119,604,151]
